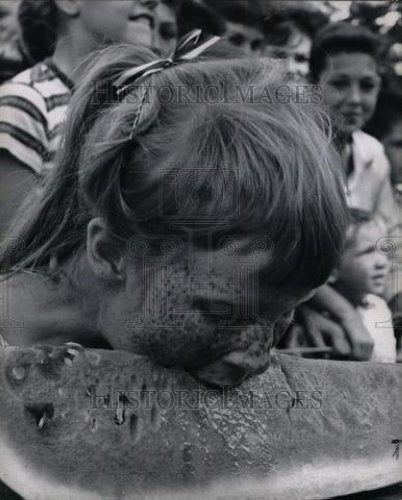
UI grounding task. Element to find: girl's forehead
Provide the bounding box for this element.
[349,221,384,248]
[324,52,378,77]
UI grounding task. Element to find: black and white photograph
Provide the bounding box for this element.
[0,1,401,498]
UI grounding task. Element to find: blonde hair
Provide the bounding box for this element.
[1,44,347,289]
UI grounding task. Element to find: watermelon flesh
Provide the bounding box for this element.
[0,344,400,499]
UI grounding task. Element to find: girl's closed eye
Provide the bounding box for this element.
[356,245,376,256]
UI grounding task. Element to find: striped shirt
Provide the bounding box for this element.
[0,59,73,176]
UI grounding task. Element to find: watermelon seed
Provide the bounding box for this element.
[115,407,125,425]
[91,418,98,432]
[118,393,130,407]
[38,416,46,429]
[129,414,141,442]
[25,403,54,430]
[140,383,147,404]
[11,366,26,380]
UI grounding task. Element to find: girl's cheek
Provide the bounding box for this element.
[326,86,344,104]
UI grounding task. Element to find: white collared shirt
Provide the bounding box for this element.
[345,130,397,232]
[356,294,396,363]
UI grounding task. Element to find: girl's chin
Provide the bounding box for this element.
[334,115,365,136]
[370,283,386,296]
[339,123,361,136]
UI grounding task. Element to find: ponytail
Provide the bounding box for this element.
[1,43,348,291]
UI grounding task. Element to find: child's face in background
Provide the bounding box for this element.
[319,52,381,136]
[265,28,312,81]
[79,0,159,48]
[100,239,315,387]
[224,22,264,57]
[382,119,402,185]
[336,221,389,304]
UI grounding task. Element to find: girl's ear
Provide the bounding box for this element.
[327,269,339,285]
[86,218,126,283]
[54,0,81,17]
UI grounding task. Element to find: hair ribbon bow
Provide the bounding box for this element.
[114,29,221,96]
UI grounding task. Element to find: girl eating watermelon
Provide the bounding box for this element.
[0,35,347,387]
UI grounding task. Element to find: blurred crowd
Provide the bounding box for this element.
[0,0,401,362]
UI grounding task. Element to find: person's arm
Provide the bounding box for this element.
[0,81,48,238]
[371,145,398,233]
[306,284,374,360]
[375,173,398,234]
[0,150,38,238]
[285,305,351,358]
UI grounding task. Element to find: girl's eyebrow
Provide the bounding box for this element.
[360,75,380,82]
[355,245,376,256]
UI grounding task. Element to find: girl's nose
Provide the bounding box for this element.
[348,84,363,105]
[375,254,389,270]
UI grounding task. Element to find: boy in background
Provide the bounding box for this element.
[264,5,328,81]
[330,209,396,363]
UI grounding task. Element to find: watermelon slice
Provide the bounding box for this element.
[0,344,400,499]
